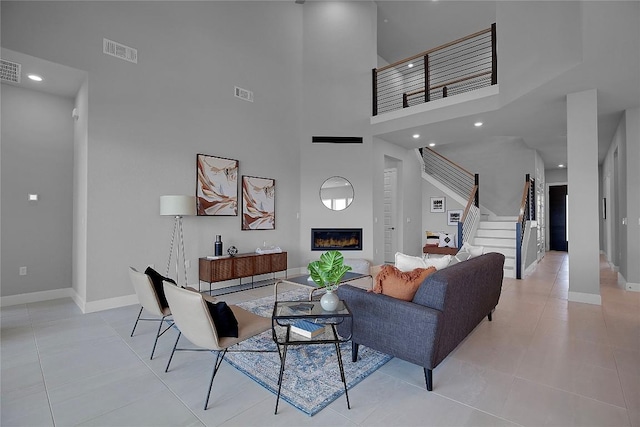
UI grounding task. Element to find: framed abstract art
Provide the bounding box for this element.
[242,175,275,230]
[196,154,239,216]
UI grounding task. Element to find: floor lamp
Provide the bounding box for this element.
[160,195,196,287]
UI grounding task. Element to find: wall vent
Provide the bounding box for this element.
[312,136,363,144]
[103,38,138,64]
[1,59,22,83]
[234,86,254,102]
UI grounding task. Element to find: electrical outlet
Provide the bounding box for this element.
[19,266,27,276]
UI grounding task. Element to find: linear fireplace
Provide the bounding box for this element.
[311,228,362,251]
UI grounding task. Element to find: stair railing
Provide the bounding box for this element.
[421,147,476,200]
[420,147,479,248]
[457,184,480,248]
[373,23,497,116]
[515,174,535,278]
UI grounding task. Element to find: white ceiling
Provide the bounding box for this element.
[375,1,640,168]
[1,48,85,99]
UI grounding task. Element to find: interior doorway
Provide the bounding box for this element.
[549,184,568,251]
[383,166,399,263]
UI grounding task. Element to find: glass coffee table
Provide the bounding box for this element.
[273,271,371,301]
[271,299,353,415]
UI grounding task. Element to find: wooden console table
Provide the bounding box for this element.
[422,245,459,256]
[198,252,287,293]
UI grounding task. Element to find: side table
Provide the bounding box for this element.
[271,300,353,415]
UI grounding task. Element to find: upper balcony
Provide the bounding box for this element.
[373,24,497,118]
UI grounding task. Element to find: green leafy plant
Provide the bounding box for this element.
[307,250,352,292]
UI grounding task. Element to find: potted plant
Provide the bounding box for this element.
[308,250,352,311]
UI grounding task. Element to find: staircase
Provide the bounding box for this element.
[473,219,516,278]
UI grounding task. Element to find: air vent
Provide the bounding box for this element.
[234,86,254,102]
[103,38,137,64]
[312,136,363,144]
[1,59,22,83]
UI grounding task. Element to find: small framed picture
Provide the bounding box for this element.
[447,209,463,225]
[430,197,445,213]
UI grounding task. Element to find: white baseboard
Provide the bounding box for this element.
[0,287,138,313]
[625,282,640,292]
[524,260,538,276]
[568,291,602,306]
[0,288,74,307]
[82,294,138,313]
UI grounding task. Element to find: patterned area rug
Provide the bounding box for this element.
[226,289,393,416]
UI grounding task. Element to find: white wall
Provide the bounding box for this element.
[601,108,640,288]
[433,137,537,217]
[298,1,377,264]
[2,1,304,306]
[1,84,74,296]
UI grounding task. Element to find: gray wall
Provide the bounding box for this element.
[601,107,640,286]
[434,137,537,217]
[1,84,74,296]
[2,1,305,305]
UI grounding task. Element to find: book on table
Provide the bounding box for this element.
[289,319,325,338]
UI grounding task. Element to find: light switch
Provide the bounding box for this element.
[28,194,38,201]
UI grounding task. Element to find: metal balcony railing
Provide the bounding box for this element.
[373,24,497,116]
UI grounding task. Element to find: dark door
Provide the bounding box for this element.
[549,185,568,251]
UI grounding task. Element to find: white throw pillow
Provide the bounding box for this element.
[438,233,457,248]
[461,242,484,258]
[424,254,452,270]
[394,252,427,272]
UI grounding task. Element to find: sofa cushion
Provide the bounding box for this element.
[455,242,484,261]
[423,254,453,270]
[373,264,437,301]
[425,230,441,247]
[395,252,427,271]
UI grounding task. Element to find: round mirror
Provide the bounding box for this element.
[320,176,354,211]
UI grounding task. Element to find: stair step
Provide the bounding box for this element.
[474,237,516,247]
[478,221,516,230]
[477,229,515,239]
[503,266,516,278]
[481,246,516,258]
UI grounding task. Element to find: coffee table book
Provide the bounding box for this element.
[290,320,325,338]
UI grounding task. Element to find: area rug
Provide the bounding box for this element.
[225,289,393,416]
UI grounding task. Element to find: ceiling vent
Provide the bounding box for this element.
[103,38,137,64]
[1,59,22,83]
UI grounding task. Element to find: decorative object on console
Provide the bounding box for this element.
[447,209,462,226]
[438,232,457,248]
[160,195,196,286]
[308,250,352,312]
[214,235,223,256]
[242,175,275,230]
[227,246,238,256]
[430,196,445,213]
[425,230,441,247]
[196,154,238,216]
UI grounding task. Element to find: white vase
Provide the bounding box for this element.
[320,289,339,311]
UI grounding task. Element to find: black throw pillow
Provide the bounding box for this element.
[206,301,239,338]
[144,267,176,309]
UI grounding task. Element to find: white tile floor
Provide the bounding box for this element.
[1,252,638,426]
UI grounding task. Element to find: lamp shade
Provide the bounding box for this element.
[160,195,196,216]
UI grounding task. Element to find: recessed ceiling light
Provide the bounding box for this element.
[27,74,43,82]
[408,63,414,68]
[474,122,483,127]
[558,164,565,168]
[429,143,436,147]
[413,134,420,139]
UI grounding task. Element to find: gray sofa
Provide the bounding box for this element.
[337,252,505,391]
